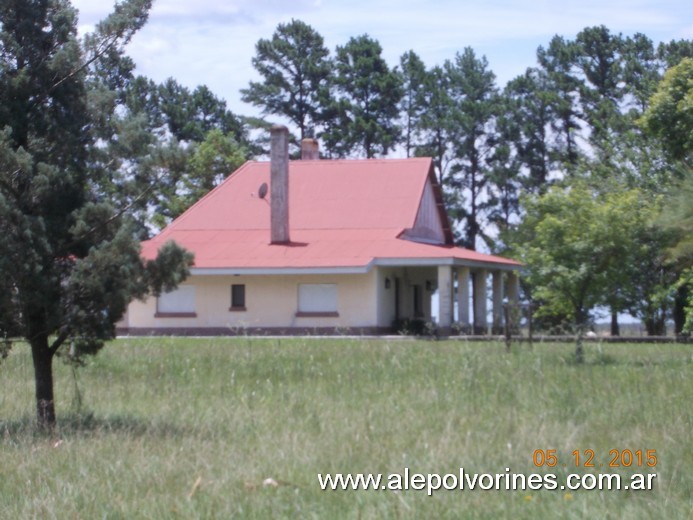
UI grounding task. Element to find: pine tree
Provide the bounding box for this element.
[397,50,427,157]
[327,34,403,158]
[0,0,192,429]
[241,19,332,141]
[416,65,455,185]
[445,48,499,250]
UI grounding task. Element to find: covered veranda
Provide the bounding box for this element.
[375,258,521,335]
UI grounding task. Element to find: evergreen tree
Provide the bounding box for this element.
[622,33,661,113]
[327,34,403,158]
[241,19,332,141]
[415,65,455,185]
[574,25,626,143]
[657,39,693,68]
[0,0,192,428]
[503,68,556,194]
[536,36,582,169]
[445,48,499,250]
[486,98,522,244]
[397,50,427,157]
[92,73,252,233]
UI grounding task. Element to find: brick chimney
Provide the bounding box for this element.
[300,138,319,160]
[270,125,290,244]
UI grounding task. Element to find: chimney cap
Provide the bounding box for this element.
[270,124,289,134]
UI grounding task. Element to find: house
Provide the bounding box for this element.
[119,126,521,336]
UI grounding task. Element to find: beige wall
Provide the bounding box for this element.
[376,266,436,327]
[125,271,380,332]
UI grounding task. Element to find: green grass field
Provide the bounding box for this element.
[0,337,691,519]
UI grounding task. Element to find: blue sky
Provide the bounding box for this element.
[72,0,692,116]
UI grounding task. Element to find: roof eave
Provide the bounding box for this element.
[373,257,521,271]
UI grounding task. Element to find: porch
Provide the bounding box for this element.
[377,263,520,335]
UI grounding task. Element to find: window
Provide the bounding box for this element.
[296,283,338,317]
[230,284,246,311]
[156,285,196,317]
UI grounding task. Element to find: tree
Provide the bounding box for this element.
[0,0,193,429]
[241,19,332,141]
[622,33,661,113]
[445,48,499,250]
[91,73,252,234]
[640,58,693,165]
[161,129,247,225]
[574,26,626,144]
[397,50,427,157]
[536,36,582,170]
[641,58,693,334]
[503,68,556,194]
[512,182,652,361]
[485,101,522,243]
[657,39,693,69]
[544,28,670,335]
[415,65,455,185]
[327,34,403,158]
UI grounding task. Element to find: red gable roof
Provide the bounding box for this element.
[142,157,520,271]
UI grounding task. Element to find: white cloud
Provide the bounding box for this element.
[69,0,692,115]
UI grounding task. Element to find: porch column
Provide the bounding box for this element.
[507,272,520,305]
[473,269,487,334]
[438,265,453,334]
[506,271,520,334]
[457,267,471,333]
[492,271,504,334]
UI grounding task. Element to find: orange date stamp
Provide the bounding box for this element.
[533,449,657,469]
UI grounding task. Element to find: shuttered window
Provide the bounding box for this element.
[296,284,338,316]
[156,285,196,316]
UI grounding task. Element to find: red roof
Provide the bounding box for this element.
[142,158,520,271]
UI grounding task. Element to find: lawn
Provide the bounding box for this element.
[0,337,690,519]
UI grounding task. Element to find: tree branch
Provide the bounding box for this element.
[66,180,157,249]
[52,35,120,91]
[49,328,71,355]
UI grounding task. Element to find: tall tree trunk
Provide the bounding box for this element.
[30,336,56,430]
[645,309,667,336]
[575,309,587,364]
[575,331,584,364]
[673,284,688,335]
[644,317,655,336]
[610,309,620,336]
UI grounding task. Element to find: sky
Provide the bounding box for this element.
[71,0,692,118]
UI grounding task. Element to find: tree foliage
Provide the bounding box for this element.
[0,0,193,428]
[397,50,427,157]
[325,34,403,158]
[512,183,657,359]
[241,19,332,142]
[445,48,499,250]
[640,58,693,333]
[640,58,693,165]
[91,73,252,233]
[415,65,455,184]
[237,20,690,335]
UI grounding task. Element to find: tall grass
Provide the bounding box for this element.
[0,338,690,519]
